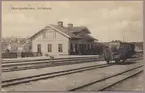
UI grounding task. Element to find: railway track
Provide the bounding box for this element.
[2,57,142,72]
[2,63,112,87]
[68,65,143,91]
[2,56,99,64]
[2,57,100,67]
[2,57,103,72]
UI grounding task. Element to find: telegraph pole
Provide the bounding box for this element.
[122,29,125,42]
[108,9,111,42]
[109,27,110,42]
[121,22,125,42]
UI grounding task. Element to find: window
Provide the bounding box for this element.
[87,44,89,49]
[37,44,41,53]
[58,44,63,52]
[48,44,52,52]
[89,44,91,49]
[70,43,73,51]
[53,31,56,38]
[91,44,93,49]
[75,44,77,50]
[84,44,86,50]
[43,32,47,39]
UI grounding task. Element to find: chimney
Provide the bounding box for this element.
[57,21,63,27]
[68,23,73,28]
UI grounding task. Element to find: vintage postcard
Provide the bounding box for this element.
[1,1,144,92]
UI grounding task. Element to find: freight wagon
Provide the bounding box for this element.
[103,41,135,64]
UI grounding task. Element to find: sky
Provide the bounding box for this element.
[2,1,143,42]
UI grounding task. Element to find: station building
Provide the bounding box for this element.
[29,21,98,56]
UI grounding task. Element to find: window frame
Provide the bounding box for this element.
[48,44,52,52]
[43,32,47,39]
[58,44,63,52]
[53,31,56,38]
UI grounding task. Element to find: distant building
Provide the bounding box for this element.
[29,21,98,56]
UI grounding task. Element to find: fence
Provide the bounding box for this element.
[2,53,17,58]
[2,52,43,58]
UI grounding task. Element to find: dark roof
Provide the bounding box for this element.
[66,26,90,33]
[86,34,98,40]
[30,24,97,40]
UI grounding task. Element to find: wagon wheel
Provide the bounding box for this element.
[114,54,121,63]
[106,59,111,64]
[115,59,120,63]
[122,58,127,62]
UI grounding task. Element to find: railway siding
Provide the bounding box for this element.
[2,61,106,81]
[2,55,99,63]
[2,56,102,72]
[2,60,143,91]
[70,66,143,91]
[104,72,143,91]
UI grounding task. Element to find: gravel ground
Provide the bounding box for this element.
[2,60,143,92]
[2,61,105,81]
[104,71,144,91]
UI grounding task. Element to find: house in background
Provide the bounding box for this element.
[29,21,98,56]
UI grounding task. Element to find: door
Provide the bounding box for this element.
[37,44,41,53]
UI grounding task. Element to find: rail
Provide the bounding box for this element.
[2,63,112,87]
[68,65,143,91]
